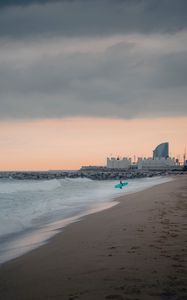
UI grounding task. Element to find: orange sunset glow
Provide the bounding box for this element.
[0,117,186,171]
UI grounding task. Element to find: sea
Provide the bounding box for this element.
[0,176,172,264]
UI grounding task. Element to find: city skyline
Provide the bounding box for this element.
[0,117,186,170]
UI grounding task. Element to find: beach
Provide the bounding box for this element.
[0,176,187,300]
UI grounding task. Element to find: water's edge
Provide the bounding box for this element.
[0,177,172,265]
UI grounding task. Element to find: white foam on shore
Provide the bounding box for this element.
[0,176,172,264]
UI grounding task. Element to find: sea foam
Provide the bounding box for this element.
[0,176,172,264]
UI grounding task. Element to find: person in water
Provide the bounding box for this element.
[120,180,123,189]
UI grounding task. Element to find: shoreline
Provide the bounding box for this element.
[0,176,187,299]
[0,176,172,265]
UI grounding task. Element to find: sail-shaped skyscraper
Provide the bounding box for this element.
[153,142,169,159]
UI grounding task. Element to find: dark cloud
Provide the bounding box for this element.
[0,38,186,120]
[0,0,187,39]
[153,52,187,88]
[0,0,51,8]
[0,0,186,120]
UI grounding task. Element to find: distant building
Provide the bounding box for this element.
[153,142,169,159]
[105,142,184,171]
[137,157,179,170]
[184,160,187,170]
[137,142,179,170]
[107,157,131,169]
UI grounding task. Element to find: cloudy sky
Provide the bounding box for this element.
[0,0,187,170]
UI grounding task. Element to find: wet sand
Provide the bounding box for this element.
[0,176,187,300]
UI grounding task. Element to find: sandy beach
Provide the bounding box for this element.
[0,176,187,300]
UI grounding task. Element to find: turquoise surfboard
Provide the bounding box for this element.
[115,182,128,189]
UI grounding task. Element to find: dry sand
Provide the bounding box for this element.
[0,176,187,300]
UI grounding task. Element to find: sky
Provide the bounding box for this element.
[0,0,187,170]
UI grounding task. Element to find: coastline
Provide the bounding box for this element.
[0,176,187,299]
[0,176,171,265]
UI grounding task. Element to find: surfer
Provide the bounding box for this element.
[120,180,123,189]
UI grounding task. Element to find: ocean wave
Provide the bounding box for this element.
[0,179,61,194]
[0,218,25,239]
[63,177,93,183]
[0,176,173,264]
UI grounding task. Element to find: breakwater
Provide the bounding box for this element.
[0,168,185,181]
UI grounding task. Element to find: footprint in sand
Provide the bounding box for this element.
[108,246,117,250]
[128,250,136,254]
[131,246,140,250]
[105,295,124,299]
[172,264,184,268]
[68,295,79,300]
[161,289,176,297]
